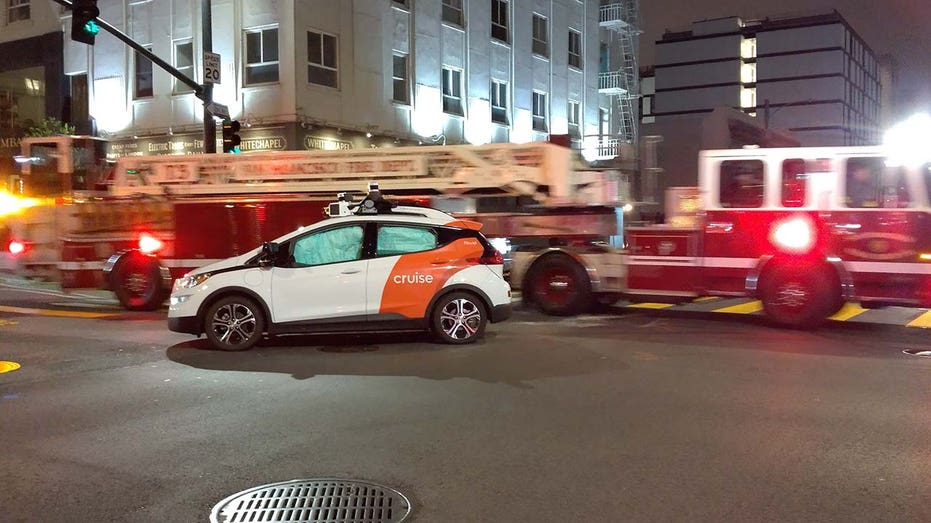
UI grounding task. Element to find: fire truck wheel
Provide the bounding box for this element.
[431,291,487,345]
[112,253,167,311]
[760,263,834,328]
[527,255,592,316]
[204,295,266,351]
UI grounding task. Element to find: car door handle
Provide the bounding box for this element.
[340,269,361,275]
[431,259,451,265]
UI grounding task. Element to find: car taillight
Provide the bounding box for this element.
[7,240,25,255]
[478,249,504,265]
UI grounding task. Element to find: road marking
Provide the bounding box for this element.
[0,319,18,326]
[829,303,869,322]
[0,305,116,319]
[693,296,721,302]
[0,361,21,373]
[713,300,764,314]
[906,311,931,328]
[626,302,675,309]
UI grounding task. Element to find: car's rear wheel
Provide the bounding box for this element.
[431,291,487,344]
[204,295,265,351]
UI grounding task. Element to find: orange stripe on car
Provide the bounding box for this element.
[379,238,485,318]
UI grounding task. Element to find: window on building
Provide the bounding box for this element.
[740,87,756,109]
[442,0,463,27]
[442,67,463,115]
[741,63,756,84]
[568,30,583,69]
[491,0,509,43]
[532,91,547,132]
[7,0,29,22]
[568,100,580,126]
[134,46,154,99]
[781,159,807,207]
[491,80,508,124]
[741,37,756,59]
[392,53,409,104]
[245,27,279,85]
[67,73,89,124]
[532,14,548,57]
[719,160,764,208]
[392,0,411,9]
[308,30,338,88]
[174,40,195,93]
[599,107,609,135]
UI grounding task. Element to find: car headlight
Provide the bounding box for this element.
[176,273,211,289]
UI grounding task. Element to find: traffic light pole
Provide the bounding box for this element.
[202,0,216,153]
[52,0,220,151]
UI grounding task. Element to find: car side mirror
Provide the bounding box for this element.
[259,241,279,267]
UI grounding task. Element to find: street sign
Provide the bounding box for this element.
[203,52,221,84]
[205,101,230,120]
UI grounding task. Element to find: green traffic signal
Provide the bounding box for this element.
[83,20,100,36]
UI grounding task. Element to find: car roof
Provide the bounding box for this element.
[275,206,468,243]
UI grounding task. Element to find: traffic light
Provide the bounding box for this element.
[71,0,100,45]
[222,119,241,153]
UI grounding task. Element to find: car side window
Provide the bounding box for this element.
[376,225,438,256]
[292,225,364,266]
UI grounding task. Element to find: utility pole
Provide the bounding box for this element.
[202,0,216,153]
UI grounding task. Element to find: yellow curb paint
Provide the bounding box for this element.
[829,303,868,322]
[0,319,19,326]
[0,305,116,319]
[906,311,931,328]
[626,302,675,310]
[693,296,721,302]
[0,361,21,373]
[713,300,764,314]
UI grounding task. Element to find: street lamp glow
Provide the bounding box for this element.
[884,113,931,167]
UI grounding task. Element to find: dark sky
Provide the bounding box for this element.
[641,0,931,118]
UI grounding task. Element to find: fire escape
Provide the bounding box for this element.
[594,0,640,160]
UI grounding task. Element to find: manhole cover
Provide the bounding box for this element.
[0,361,21,373]
[210,479,411,523]
[903,348,931,357]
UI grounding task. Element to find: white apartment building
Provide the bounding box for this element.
[651,11,882,147]
[0,0,650,165]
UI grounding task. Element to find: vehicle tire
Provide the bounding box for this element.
[112,252,167,311]
[204,295,265,351]
[759,263,835,328]
[431,291,487,345]
[526,255,592,316]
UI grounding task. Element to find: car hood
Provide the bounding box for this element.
[189,247,263,276]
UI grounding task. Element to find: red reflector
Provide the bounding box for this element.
[481,250,504,265]
[8,240,25,255]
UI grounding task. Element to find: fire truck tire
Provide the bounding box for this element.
[203,295,266,351]
[759,263,835,328]
[526,255,593,316]
[431,291,488,345]
[111,253,168,311]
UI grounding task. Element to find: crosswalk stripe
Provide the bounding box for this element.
[713,300,764,314]
[906,311,931,328]
[829,303,869,322]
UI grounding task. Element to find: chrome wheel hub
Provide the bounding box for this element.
[439,299,482,340]
[212,303,257,345]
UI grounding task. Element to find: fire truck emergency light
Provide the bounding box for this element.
[138,233,163,254]
[8,241,25,255]
[771,217,814,253]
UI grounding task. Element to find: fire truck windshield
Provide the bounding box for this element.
[17,138,106,198]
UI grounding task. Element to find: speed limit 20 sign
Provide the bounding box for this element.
[203,52,221,84]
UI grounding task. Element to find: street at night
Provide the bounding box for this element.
[2,284,930,522]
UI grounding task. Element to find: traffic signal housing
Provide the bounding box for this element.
[222,119,242,153]
[71,0,100,45]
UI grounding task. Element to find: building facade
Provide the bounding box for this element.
[652,11,881,147]
[0,0,646,164]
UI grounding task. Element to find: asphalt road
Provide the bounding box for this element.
[2,292,931,522]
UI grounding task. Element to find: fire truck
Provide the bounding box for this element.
[512,146,931,327]
[5,136,929,328]
[1,135,621,311]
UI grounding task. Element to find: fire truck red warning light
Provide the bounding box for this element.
[138,234,163,255]
[770,217,814,253]
[7,240,25,256]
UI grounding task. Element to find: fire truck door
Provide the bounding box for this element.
[701,159,769,293]
[827,159,924,302]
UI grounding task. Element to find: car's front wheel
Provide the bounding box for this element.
[204,295,265,351]
[431,291,487,344]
